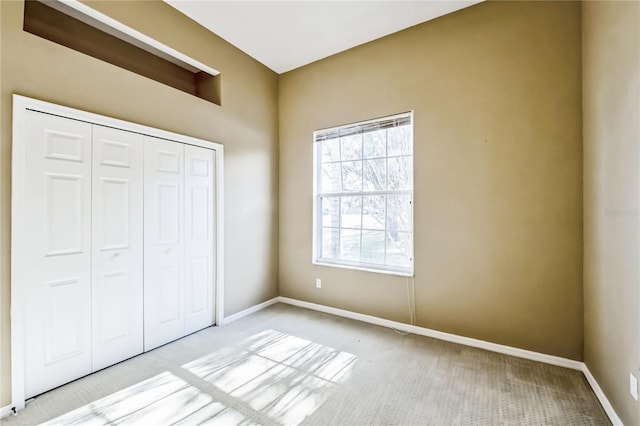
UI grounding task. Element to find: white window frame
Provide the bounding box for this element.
[312,112,414,276]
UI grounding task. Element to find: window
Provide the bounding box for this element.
[313,112,414,276]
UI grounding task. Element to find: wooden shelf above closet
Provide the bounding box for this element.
[24,0,221,106]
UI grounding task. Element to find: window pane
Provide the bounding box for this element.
[340,134,362,161]
[363,129,386,159]
[321,138,341,163]
[362,195,385,230]
[387,126,412,156]
[387,194,412,232]
[387,156,412,190]
[386,232,412,267]
[361,230,385,264]
[340,196,362,229]
[363,159,385,191]
[340,229,361,261]
[321,197,340,228]
[342,161,362,192]
[320,163,342,193]
[321,228,340,259]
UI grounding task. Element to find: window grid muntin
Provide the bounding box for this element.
[316,195,412,269]
[317,182,413,266]
[320,156,412,193]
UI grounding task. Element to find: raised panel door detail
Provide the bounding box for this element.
[92,125,144,372]
[24,110,92,399]
[45,278,84,365]
[45,129,84,162]
[189,158,209,177]
[157,151,180,174]
[190,187,209,240]
[98,271,130,343]
[158,263,181,324]
[45,173,84,256]
[189,257,208,314]
[100,140,131,168]
[158,184,180,245]
[101,178,130,250]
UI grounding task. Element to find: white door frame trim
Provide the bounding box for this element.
[10,94,225,411]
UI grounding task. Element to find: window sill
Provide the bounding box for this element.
[313,259,414,277]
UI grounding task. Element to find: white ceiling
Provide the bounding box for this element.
[164,1,482,74]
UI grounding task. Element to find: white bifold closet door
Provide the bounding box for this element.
[184,144,216,335]
[21,109,216,398]
[24,111,93,398]
[143,137,215,351]
[91,125,144,371]
[143,136,186,350]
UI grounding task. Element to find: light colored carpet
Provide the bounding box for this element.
[2,303,609,425]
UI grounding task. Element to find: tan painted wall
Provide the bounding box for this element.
[279,1,583,360]
[582,1,640,424]
[0,0,279,406]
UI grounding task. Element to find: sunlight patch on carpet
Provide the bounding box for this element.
[41,372,247,425]
[183,329,356,425]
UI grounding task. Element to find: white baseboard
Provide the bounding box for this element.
[278,296,583,370]
[222,297,279,325]
[222,295,623,426]
[582,364,624,426]
[1,404,13,419]
[278,297,625,425]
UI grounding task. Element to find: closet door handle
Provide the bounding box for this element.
[164,247,172,255]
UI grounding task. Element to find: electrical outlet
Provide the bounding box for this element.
[315,279,322,289]
[630,373,638,401]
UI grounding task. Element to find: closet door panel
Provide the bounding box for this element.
[144,136,185,351]
[24,111,92,398]
[184,145,215,334]
[92,125,144,371]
